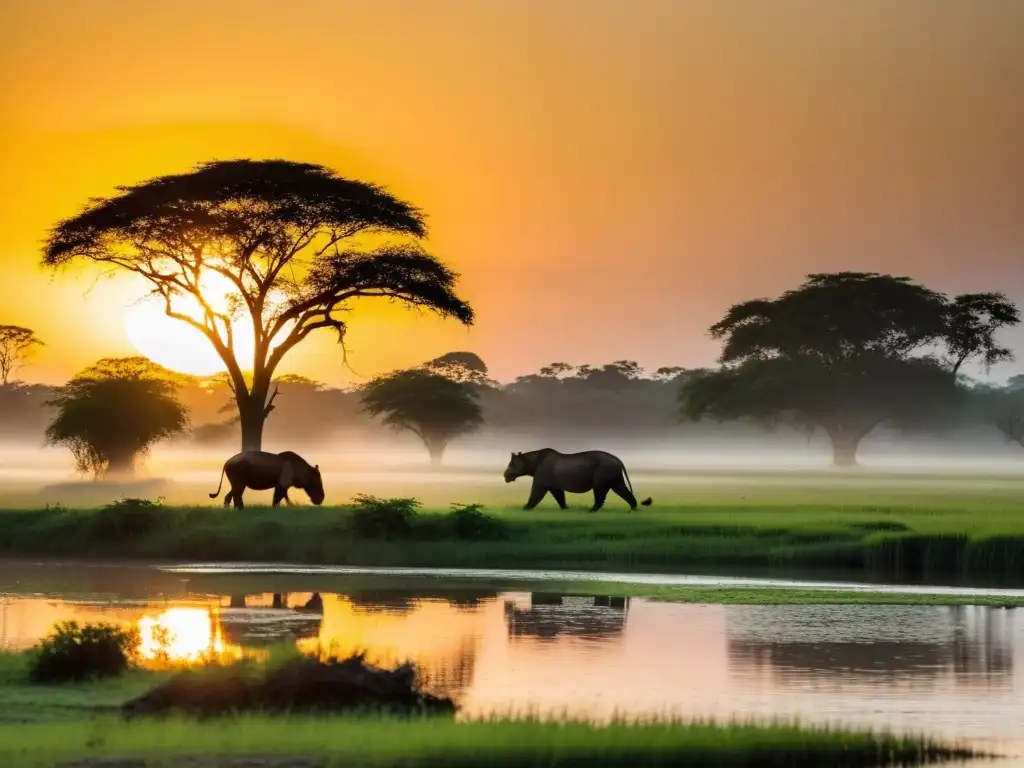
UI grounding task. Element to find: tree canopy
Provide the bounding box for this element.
[44,357,189,478]
[680,272,1019,466]
[359,367,484,465]
[0,325,44,385]
[42,159,474,450]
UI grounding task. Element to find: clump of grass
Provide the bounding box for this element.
[27,621,140,684]
[349,495,420,539]
[446,503,507,540]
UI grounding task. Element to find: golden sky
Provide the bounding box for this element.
[2,0,1023,385]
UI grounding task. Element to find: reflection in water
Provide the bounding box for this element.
[3,566,1024,760]
[137,607,238,663]
[504,594,630,642]
[727,605,1015,689]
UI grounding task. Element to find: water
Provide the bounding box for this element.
[2,560,1023,765]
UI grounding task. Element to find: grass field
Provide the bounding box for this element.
[0,716,982,768]
[3,476,1024,587]
[0,647,984,767]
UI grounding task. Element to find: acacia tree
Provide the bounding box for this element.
[0,325,44,385]
[360,367,484,465]
[42,159,474,451]
[680,272,1019,467]
[44,357,189,478]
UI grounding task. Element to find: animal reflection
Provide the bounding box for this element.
[220,592,325,647]
[503,594,630,641]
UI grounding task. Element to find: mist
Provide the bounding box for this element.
[2,419,1022,510]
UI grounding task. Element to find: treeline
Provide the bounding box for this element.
[7,272,1024,474]
[2,351,1022,458]
[0,359,704,447]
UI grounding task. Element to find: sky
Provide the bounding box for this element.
[1,0,1023,386]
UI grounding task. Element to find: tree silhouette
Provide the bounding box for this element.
[42,159,474,451]
[423,351,496,388]
[360,368,484,465]
[944,293,1020,375]
[0,325,44,385]
[44,357,189,478]
[680,273,1015,466]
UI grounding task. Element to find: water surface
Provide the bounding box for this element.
[1,561,1022,765]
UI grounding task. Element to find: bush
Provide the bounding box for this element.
[446,503,507,540]
[349,495,420,539]
[90,497,168,542]
[28,621,139,683]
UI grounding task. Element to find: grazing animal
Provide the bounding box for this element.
[503,448,653,512]
[209,450,325,509]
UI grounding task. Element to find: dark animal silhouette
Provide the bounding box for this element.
[503,448,652,512]
[209,450,325,509]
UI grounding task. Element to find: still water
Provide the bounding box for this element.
[1,561,1023,765]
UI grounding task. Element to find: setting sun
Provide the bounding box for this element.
[123,271,290,377]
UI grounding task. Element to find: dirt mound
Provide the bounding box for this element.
[122,654,456,719]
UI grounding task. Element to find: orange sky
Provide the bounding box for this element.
[1,0,1023,386]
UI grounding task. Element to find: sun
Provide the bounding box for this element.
[124,271,286,377]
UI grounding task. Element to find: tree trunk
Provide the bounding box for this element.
[106,450,136,479]
[424,438,447,467]
[238,394,266,452]
[827,431,863,467]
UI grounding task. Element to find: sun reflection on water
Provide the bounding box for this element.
[137,606,243,665]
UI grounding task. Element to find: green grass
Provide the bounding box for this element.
[5,483,1024,585]
[0,715,984,767]
[0,648,985,766]
[0,652,172,725]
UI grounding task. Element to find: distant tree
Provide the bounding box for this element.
[573,360,644,390]
[973,382,1024,450]
[680,273,1015,466]
[0,325,44,385]
[360,368,484,465]
[943,293,1020,375]
[538,362,575,379]
[423,351,497,388]
[44,357,189,478]
[42,159,473,452]
[652,366,688,383]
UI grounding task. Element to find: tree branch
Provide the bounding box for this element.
[263,385,280,418]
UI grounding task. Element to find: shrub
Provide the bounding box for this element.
[446,503,506,540]
[90,496,168,542]
[28,621,139,683]
[349,495,420,539]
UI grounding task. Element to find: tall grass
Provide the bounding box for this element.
[3,492,1024,583]
[0,715,984,767]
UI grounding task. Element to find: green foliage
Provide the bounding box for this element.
[43,357,189,477]
[349,494,421,538]
[28,621,139,684]
[90,497,169,542]
[360,368,484,463]
[446,503,507,540]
